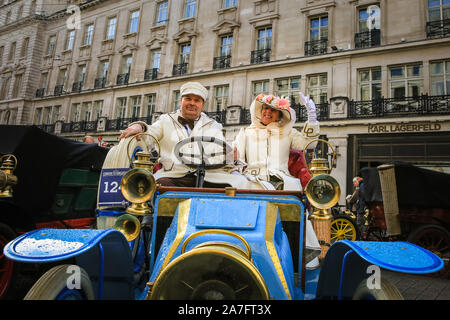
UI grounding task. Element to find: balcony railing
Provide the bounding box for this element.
[144,68,159,81]
[213,55,231,70]
[94,77,106,89]
[61,120,99,133]
[250,49,271,64]
[72,81,83,93]
[116,73,129,85]
[54,85,64,96]
[348,95,450,119]
[35,88,45,98]
[426,19,450,39]
[355,29,381,48]
[304,39,328,56]
[172,63,188,76]
[106,116,153,131]
[36,124,55,133]
[51,95,450,133]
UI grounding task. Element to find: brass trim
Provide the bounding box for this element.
[159,198,192,271]
[265,202,291,299]
[181,229,252,261]
[150,245,269,300]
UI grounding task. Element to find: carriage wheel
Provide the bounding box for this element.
[352,278,404,300]
[0,223,18,299]
[330,215,359,243]
[24,264,94,300]
[407,224,450,278]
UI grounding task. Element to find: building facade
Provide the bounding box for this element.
[1,0,449,202]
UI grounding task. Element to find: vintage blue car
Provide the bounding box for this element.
[3,136,444,300]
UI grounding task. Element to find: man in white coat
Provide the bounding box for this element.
[119,81,249,188]
[232,92,322,268]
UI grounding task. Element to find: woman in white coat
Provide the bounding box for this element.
[233,92,322,268]
[233,92,320,191]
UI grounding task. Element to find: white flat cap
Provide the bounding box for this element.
[180,81,208,101]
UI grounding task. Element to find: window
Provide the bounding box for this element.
[84,24,94,46]
[8,42,16,61]
[81,102,92,121]
[47,36,56,55]
[214,85,229,111]
[389,64,423,98]
[52,106,61,123]
[428,0,450,21]
[151,50,161,69]
[310,16,328,41]
[130,96,141,118]
[129,10,140,33]
[77,65,86,83]
[179,43,191,64]
[106,17,117,40]
[173,90,181,110]
[358,67,382,100]
[156,1,168,25]
[12,74,22,98]
[145,94,156,117]
[99,60,109,78]
[116,97,127,118]
[184,0,196,18]
[43,107,51,124]
[70,103,81,122]
[0,76,11,100]
[307,74,328,104]
[0,46,4,66]
[256,27,272,50]
[66,30,75,51]
[122,55,132,74]
[5,11,11,25]
[93,101,103,119]
[40,72,48,90]
[17,5,23,19]
[219,35,233,56]
[431,60,450,95]
[252,80,269,98]
[34,108,42,125]
[223,0,237,8]
[21,37,29,57]
[275,77,301,104]
[58,69,68,86]
[358,7,380,32]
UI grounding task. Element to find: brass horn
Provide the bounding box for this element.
[113,213,141,241]
[121,167,156,215]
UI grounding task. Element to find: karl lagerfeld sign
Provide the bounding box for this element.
[368,122,442,133]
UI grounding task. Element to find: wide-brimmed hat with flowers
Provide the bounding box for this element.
[254,93,294,126]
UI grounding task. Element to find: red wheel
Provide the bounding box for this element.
[0,223,18,299]
[407,224,450,278]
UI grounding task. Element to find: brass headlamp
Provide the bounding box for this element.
[120,133,160,215]
[303,139,340,260]
[0,154,18,198]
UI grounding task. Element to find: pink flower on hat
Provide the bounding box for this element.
[277,98,290,109]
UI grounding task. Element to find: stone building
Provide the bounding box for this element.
[0,0,449,201]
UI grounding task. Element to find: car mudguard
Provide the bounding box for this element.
[315,240,444,300]
[4,228,134,299]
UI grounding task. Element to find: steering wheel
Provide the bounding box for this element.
[173,136,232,170]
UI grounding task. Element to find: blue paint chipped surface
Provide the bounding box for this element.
[4,228,116,263]
[340,240,444,274]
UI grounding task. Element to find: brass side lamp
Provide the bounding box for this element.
[303,139,340,260]
[0,154,18,198]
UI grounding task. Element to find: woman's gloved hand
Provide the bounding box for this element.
[299,92,318,123]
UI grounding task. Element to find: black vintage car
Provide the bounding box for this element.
[0,125,108,299]
[356,162,450,277]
